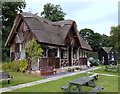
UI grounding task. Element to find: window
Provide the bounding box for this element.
[48,49,57,57]
[61,50,67,59]
[85,52,87,58]
[11,53,15,61]
[79,50,82,58]
[108,53,110,59]
[79,50,86,58]
[111,52,114,61]
[15,44,19,52]
[42,47,46,57]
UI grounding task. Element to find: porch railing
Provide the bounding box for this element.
[60,59,69,67]
[72,59,79,66]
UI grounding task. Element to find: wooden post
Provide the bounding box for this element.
[57,47,60,57]
[77,48,79,59]
[71,47,73,66]
[46,47,48,57]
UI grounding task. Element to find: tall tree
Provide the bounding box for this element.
[90,33,102,52]
[41,3,66,22]
[2,2,26,61]
[109,25,120,57]
[100,34,112,47]
[79,28,111,52]
[79,28,94,45]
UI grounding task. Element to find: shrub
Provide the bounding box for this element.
[11,61,19,72]
[2,62,12,71]
[2,59,28,72]
[18,59,28,72]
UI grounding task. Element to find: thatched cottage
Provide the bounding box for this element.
[5,12,92,71]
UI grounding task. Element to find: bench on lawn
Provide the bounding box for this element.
[61,85,104,94]
[87,86,104,94]
[61,84,69,91]
[0,71,13,84]
[105,65,119,72]
[89,73,99,80]
[40,66,57,76]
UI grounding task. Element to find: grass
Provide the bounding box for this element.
[93,65,119,75]
[8,72,119,93]
[0,63,2,71]
[1,72,44,88]
[1,65,119,93]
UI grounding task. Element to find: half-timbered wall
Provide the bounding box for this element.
[10,20,36,61]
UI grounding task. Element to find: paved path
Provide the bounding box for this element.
[88,72,120,77]
[0,67,100,93]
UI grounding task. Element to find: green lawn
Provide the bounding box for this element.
[1,72,44,88]
[0,63,2,71]
[8,72,118,93]
[1,65,119,93]
[93,65,119,75]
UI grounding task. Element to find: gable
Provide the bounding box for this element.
[64,26,80,47]
[102,47,112,53]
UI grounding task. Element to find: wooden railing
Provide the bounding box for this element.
[72,59,79,66]
[60,59,69,67]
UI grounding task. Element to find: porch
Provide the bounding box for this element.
[39,57,87,71]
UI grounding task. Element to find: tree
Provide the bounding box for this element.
[79,28,111,52]
[79,28,101,51]
[24,40,43,73]
[90,33,102,52]
[41,3,66,22]
[79,28,94,45]
[100,34,112,47]
[2,2,26,61]
[109,25,120,57]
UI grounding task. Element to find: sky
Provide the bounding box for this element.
[23,0,119,36]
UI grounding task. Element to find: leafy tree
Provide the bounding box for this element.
[79,28,101,51]
[24,40,43,73]
[79,28,111,52]
[79,28,94,45]
[109,25,120,57]
[90,33,102,52]
[2,2,26,61]
[79,28,94,38]
[41,3,66,22]
[100,34,112,47]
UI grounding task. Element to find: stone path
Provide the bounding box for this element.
[87,72,120,77]
[0,67,100,93]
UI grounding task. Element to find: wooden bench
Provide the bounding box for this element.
[89,73,99,80]
[87,86,104,94]
[105,65,119,72]
[0,71,13,84]
[61,84,69,91]
[40,66,57,76]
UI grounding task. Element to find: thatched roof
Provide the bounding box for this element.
[5,12,92,51]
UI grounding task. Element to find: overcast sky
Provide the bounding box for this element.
[23,0,119,36]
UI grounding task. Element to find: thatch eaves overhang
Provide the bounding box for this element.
[5,12,92,51]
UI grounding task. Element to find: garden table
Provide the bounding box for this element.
[67,77,96,93]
